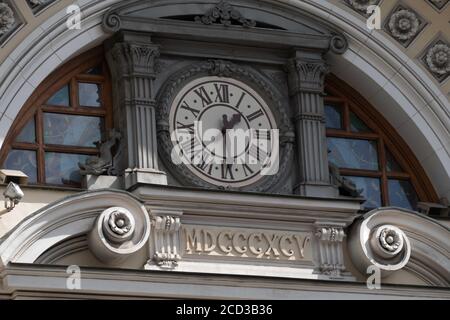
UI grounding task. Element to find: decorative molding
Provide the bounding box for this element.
[384,5,427,48]
[313,225,348,278]
[287,59,330,94]
[146,210,183,269]
[425,0,450,11]
[156,59,295,193]
[421,38,450,83]
[195,1,256,28]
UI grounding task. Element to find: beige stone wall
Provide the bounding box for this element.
[0,186,75,238]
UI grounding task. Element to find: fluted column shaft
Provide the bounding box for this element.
[287,52,337,198]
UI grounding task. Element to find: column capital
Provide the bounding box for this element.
[287,57,330,94]
[110,41,160,77]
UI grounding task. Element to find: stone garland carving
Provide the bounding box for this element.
[344,0,381,14]
[0,2,15,35]
[426,42,450,78]
[195,1,256,28]
[156,59,295,193]
[387,8,421,45]
[314,226,348,277]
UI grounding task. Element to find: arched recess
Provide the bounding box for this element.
[0,0,448,198]
[0,190,150,267]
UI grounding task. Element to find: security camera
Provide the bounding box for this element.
[0,169,28,212]
[3,182,24,211]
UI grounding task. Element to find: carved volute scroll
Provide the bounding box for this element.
[88,206,151,265]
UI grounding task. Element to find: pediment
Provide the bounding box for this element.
[102,0,348,53]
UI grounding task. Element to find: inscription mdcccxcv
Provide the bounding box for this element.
[183,225,311,261]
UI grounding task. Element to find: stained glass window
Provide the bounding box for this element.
[0,49,110,188]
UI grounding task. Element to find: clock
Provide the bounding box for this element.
[169,76,277,188]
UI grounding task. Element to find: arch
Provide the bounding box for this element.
[0,190,149,267]
[0,0,448,198]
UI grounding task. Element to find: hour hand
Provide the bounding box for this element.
[222,114,242,130]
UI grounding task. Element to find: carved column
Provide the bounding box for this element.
[145,209,183,270]
[106,32,167,189]
[287,51,337,198]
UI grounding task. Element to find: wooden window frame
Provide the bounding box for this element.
[325,74,438,206]
[0,47,113,188]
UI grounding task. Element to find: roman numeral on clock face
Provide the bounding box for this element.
[247,109,264,122]
[176,122,195,134]
[214,84,230,103]
[222,164,235,180]
[194,86,213,108]
[180,101,200,118]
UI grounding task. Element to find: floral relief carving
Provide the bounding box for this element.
[344,0,381,14]
[423,40,450,82]
[195,1,256,28]
[385,6,426,47]
[0,2,15,35]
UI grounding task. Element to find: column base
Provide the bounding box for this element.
[125,168,168,189]
[295,184,339,198]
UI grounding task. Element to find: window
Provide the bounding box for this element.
[0,48,112,187]
[325,75,438,211]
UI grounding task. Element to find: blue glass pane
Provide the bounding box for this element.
[79,83,101,107]
[15,118,36,143]
[45,153,90,186]
[47,85,70,106]
[43,113,103,147]
[344,176,382,210]
[328,138,379,171]
[386,149,403,172]
[4,150,37,183]
[325,105,343,129]
[350,112,372,133]
[388,180,418,211]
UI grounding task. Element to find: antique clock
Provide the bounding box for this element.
[157,60,294,192]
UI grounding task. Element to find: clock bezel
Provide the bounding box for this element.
[156,60,294,192]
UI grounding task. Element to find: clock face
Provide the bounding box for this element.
[169,76,277,188]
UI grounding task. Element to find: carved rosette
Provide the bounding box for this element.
[147,210,183,269]
[426,43,450,76]
[88,207,151,265]
[313,226,348,278]
[348,214,411,277]
[387,9,420,42]
[426,0,450,11]
[0,3,15,35]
